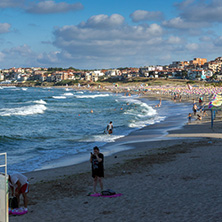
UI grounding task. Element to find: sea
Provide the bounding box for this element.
[0,86,192,174]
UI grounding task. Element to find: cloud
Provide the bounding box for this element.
[47,14,167,68]
[80,14,125,29]
[0,44,39,68]
[162,17,209,30]
[167,36,183,44]
[214,36,222,46]
[186,43,199,51]
[0,0,25,8]
[0,52,5,62]
[3,44,33,56]
[0,23,11,34]
[130,10,164,22]
[37,51,61,64]
[53,18,163,58]
[175,0,222,23]
[26,1,83,14]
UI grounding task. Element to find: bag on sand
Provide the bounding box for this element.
[9,197,18,209]
[101,189,116,196]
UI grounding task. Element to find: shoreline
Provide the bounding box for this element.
[32,95,190,173]
[16,88,205,179]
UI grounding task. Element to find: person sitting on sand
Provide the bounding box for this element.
[196,114,202,121]
[8,173,29,211]
[90,146,104,193]
[203,110,208,116]
[107,121,113,134]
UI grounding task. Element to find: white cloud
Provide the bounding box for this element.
[162,17,209,30]
[130,10,164,22]
[48,15,167,68]
[175,0,222,23]
[37,51,60,64]
[0,23,11,34]
[0,52,5,62]
[186,43,199,51]
[214,36,222,46]
[26,1,83,14]
[199,36,212,42]
[1,45,39,67]
[80,14,125,29]
[0,0,25,8]
[167,36,182,44]
[53,19,164,58]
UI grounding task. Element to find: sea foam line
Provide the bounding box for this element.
[0,104,47,116]
[75,94,110,99]
[52,96,66,99]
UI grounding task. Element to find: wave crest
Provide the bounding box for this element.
[0,104,47,116]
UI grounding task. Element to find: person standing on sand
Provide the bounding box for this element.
[193,103,197,116]
[107,121,113,134]
[90,146,104,193]
[8,173,29,211]
[188,113,192,124]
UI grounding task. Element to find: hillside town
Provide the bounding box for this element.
[0,57,222,84]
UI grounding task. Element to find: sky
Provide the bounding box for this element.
[0,0,222,69]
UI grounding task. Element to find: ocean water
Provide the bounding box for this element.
[0,86,191,173]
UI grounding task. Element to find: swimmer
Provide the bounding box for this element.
[107,121,113,134]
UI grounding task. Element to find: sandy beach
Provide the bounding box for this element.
[9,93,222,222]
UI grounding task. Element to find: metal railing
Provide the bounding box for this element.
[0,153,8,222]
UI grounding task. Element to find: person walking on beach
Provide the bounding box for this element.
[8,173,29,211]
[107,121,113,134]
[193,103,197,116]
[90,146,104,193]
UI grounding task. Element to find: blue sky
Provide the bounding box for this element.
[0,0,222,69]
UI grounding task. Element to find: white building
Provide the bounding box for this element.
[105,69,120,77]
[0,73,4,81]
[93,70,104,77]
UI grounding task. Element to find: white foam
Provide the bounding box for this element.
[65,88,73,91]
[0,104,47,116]
[52,96,66,99]
[63,93,74,96]
[22,88,28,91]
[33,99,47,104]
[123,99,157,118]
[129,116,166,128]
[1,86,16,88]
[75,94,110,99]
[43,87,52,89]
[81,134,125,143]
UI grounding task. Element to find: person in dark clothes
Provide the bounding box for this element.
[90,146,104,193]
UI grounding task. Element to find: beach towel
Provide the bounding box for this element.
[9,207,28,215]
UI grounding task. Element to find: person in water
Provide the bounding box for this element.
[90,146,104,193]
[107,121,113,134]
